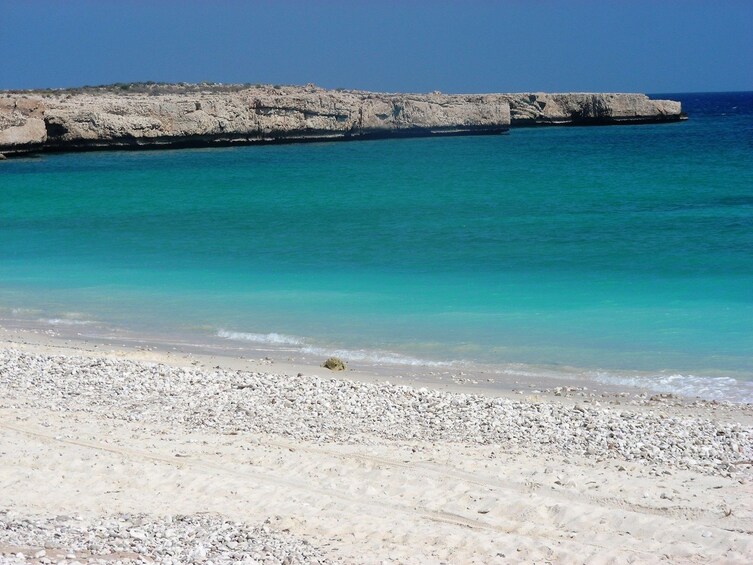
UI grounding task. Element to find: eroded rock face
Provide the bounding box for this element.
[0,84,683,156]
[0,85,509,155]
[506,93,683,125]
[44,89,510,144]
[0,95,47,151]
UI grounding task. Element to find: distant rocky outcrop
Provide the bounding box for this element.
[0,84,683,156]
[505,93,683,125]
[0,85,509,155]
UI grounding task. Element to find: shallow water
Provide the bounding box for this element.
[1,92,752,400]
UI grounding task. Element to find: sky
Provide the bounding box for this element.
[1,0,751,93]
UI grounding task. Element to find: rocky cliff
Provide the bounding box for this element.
[0,84,683,156]
[0,97,47,153]
[0,84,509,156]
[505,93,683,125]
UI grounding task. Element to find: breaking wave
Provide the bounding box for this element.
[216,329,452,367]
[216,330,304,346]
[591,371,753,403]
[40,318,96,326]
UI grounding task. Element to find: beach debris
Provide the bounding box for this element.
[322,356,346,371]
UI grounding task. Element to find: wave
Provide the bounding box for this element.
[591,371,753,403]
[216,329,452,367]
[40,318,96,326]
[216,329,305,346]
[214,329,752,402]
[0,307,43,317]
[300,345,451,367]
[11,308,40,316]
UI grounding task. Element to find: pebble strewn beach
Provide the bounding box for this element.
[1,350,750,476]
[0,511,333,564]
[2,342,753,564]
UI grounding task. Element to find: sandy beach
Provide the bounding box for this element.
[0,325,750,564]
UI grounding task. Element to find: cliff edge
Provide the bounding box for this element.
[0,84,682,156]
[505,93,683,126]
[0,84,509,156]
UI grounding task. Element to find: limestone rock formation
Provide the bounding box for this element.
[0,85,509,155]
[0,84,683,156]
[505,93,683,125]
[0,96,47,151]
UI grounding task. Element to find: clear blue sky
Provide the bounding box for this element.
[1,0,751,93]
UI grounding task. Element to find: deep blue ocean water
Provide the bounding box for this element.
[1,92,752,399]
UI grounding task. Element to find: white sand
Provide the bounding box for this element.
[1,326,752,564]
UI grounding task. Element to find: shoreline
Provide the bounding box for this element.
[1,325,752,563]
[2,314,752,406]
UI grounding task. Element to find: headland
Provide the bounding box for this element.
[0,83,683,157]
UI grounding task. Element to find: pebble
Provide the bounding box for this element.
[0,349,751,477]
[0,510,333,564]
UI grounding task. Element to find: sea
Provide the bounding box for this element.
[1,92,752,401]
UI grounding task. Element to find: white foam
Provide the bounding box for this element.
[41,318,96,326]
[301,346,452,367]
[0,307,43,317]
[216,329,305,346]
[497,367,564,378]
[216,329,451,367]
[592,371,753,403]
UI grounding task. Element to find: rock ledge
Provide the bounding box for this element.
[0,84,683,156]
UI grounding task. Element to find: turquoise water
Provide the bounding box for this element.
[1,92,752,398]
